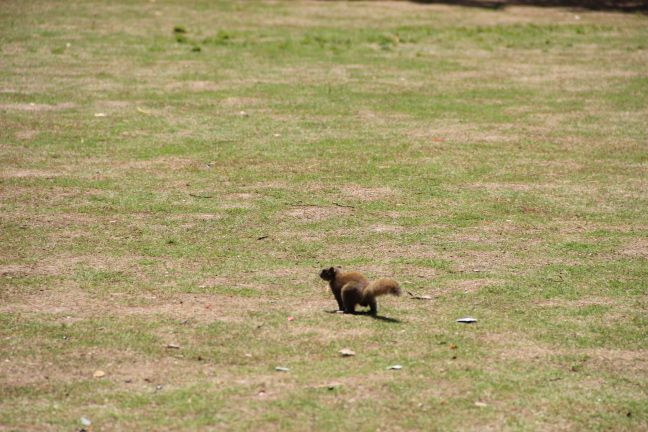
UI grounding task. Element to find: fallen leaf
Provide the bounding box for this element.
[80,417,92,426]
[94,113,106,117]
[190,193,213,199]
[166,343,181,349]
[475,401,488,408]
[275,366,289,372]
[387,364,402,370]
[456,317,478,323]
[93,370,105,378]
[287,316,295,321]
[339,348,356,357]
[407,291,434,300]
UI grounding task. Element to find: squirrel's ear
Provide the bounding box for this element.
[329,266,335,273]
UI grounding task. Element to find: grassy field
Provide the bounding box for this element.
[1,0,647,430]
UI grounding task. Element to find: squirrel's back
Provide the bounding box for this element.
[338,271,369,287]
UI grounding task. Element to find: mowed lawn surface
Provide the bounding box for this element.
[1,0,647,430]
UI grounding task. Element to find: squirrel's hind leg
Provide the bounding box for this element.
[368,299,377,315]
[341,282,360,314]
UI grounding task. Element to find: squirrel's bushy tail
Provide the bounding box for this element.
[364,278,401,298]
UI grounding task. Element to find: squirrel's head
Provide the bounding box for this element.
[319,266,338,281]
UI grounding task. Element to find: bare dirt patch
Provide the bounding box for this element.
[468,182,534,192]
[619,238,648,259]
[220,96,263,108]
[0,283,98,317]
[169,213,223,224]
[0,264,36,278]
[271,229,323,243]
[0,284,276,325]
[166,80,226,92]
[110,156,197,172]
[290,323,372,344]
[451,250,513,273]
[400,266,441,280]
[95,100,131,110]
[331,225,407,238]
[449,244,563,275]
[384,210,415,219]
[369,224,405,233]
[119,293,275,324]
[0,253,146,289]
[340,185,394,201]
[285,205,352,221]
[452,278,498,293]
[242,180,290,191]
[218,192,259,209]
[479,332,556,362]
[0,102,76,112]
[260,267,306,281]
[357,109,410,123]
[583,348,648,376]
[0,346,236,391]
[225,192,257,200]
[219,202,255,210]
[197,276,231,288]
[0,169,62,179]
[14,130,38,140]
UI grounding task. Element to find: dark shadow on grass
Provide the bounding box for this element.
[320,0,648,13]
[369,314,402,323]
[324,309,402,323]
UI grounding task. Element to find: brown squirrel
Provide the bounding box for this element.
[319,267,401,315]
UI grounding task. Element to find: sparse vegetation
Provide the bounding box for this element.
[1,0,647,430]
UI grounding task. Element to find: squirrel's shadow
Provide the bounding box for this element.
[368,314,401,323]
[325,309,401,324]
